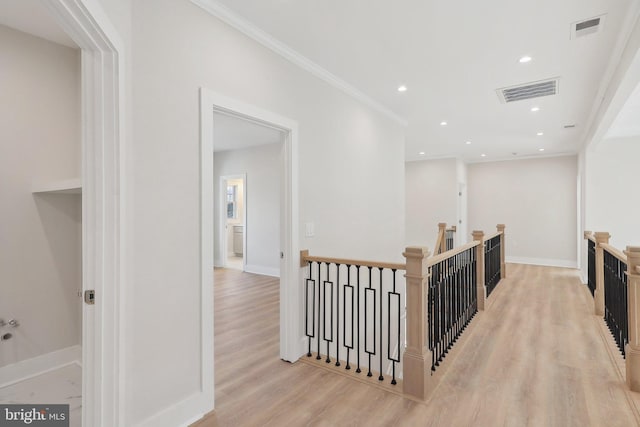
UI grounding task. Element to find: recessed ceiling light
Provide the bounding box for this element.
[531,106,540,112]
[519,56,532,63]
[481,154,487,157]
[537,132,544,136]
[465,141,472,145]
[397,85,407,92]
[419,151,425,155]
[538,148,545,152]
[440,121,447,126]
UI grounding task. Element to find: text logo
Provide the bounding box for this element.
[1,405,69,426]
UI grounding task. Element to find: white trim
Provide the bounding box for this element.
[32,178,82,194]
[507,256,578,269]
[465,151,578,164]
[200,87,301,412]
[44,1,126,425]
[244,264,280,278]
[0,345,82,388]
[135,392,210,427]
[580,272,588,284]
[581,3,640,148]
[190,0,407,127]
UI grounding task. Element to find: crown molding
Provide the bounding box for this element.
[191,0,408,126]
[465,151,578,164]
[580,1,640,149]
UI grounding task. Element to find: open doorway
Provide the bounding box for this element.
[0,13,83,427]
[220,174,246,271]
[0,1,125,425]
[200,88,301,409]
[213,113,283,278]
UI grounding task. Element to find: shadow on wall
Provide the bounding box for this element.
[32,194,81,344]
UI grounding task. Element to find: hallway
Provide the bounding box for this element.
[196,265,640,426]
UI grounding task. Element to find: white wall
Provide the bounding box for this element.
[467,156,578,268]
[0,25,81,367]
[126,0,406,424]
[215,144,281,276]
[405,158,458,250]
[585,136,640,249]
[456,159,468,245]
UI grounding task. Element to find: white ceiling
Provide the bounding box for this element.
[0,0,77,48]
[213,112,284,152]
[208,0,637,161]
[2,0,635,157]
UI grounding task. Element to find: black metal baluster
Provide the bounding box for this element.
[379,268,384,381]
[429,264,436,371]
[305,261,315,357]
[317,262,322,360]
[365,266,375,377]
[388,269,400,385]
[324,262,332,363]
[344,265,353,370]
[603,250,629,358]
[587,240,596,296]
[356,265,361,373]
[335,264,341,367]
[455,252,460,342]
[446,256,452,353]
[437,261,444,365]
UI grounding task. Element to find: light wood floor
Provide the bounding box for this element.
[193,264,640,426]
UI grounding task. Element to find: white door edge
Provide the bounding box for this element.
[45,0,126,425]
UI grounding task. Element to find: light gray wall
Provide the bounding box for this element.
[405,158,458,250]
[126,0,406,423]
[214,144,281,276]
[0,25,81,367]
[468,156,578,267]
[586,137,640,249]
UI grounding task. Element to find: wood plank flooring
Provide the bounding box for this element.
[193,264,640,426]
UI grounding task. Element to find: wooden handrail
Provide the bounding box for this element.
[601,243,627,264]
[427,241,480,267]
[483,230,502,242]
[584,231,596,243]
[299,250,405,271]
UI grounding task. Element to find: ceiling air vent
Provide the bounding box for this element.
[496,78,559,103]
[571,15,606,39]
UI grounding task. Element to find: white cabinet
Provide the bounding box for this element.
[233,225,244,256]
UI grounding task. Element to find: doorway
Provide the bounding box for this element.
[0,1,124,426]
[220,174,246,271]
[200,88,301,408]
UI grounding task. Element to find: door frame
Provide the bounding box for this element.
[46,1,125,425]
[219,174,247,270]
[200,88,300,408]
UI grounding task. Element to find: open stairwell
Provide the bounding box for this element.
[195,257,640,426]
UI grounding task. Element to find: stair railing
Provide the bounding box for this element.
[300,223,506,400]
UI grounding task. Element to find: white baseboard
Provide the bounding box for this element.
[507,256,578,269]
[244,264,280,277]
[580,272,588,284]
[0,344,81,388]
[135,391,213,427]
